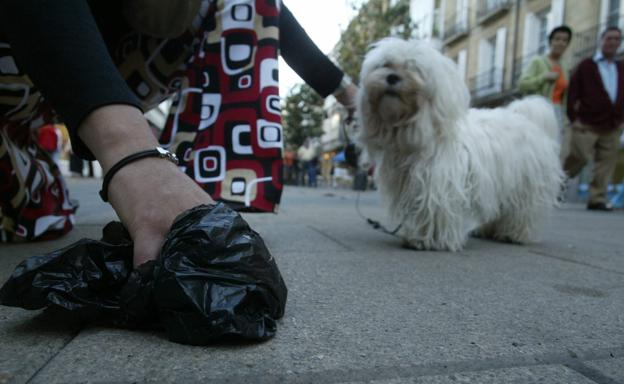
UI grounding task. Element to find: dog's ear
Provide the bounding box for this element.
[366,41,379,53]
[367,37,404,54]
[426,50,470,125]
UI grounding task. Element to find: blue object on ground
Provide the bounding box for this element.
[610,184,624,208]
[333,151,346,163]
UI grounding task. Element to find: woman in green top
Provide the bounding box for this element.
[518,25,573,146]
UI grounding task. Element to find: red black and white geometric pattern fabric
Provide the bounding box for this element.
[0,0,283,242]
[160,0,283,212]
[0,43,77,242]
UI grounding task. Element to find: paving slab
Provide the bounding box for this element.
[0,227,101,384]
[1,182,623,384]
[340,364,596,383]
[584,357,624,383]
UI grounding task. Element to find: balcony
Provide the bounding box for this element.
[467,13,624,107]
[412,9,443,41]
[443,10,470,44]
[476,0,512,24]
[511,55,526,88]
[569,24,601,68]
[469,67,505,100]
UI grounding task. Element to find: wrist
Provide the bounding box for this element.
[332,74,352,98]
[99,147,179,202]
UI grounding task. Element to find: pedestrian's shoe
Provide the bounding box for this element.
[556,183,567,204]
[587,202,614,211]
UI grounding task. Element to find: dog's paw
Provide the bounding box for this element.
[402,239,426,250]
[471,224,495,240]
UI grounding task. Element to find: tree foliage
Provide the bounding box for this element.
[281,84,325,148]
[335,0,414,83]
[280,0,413,148]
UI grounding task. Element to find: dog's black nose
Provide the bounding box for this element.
[386,74,401,85]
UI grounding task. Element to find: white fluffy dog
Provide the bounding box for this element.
[357,38,564,251]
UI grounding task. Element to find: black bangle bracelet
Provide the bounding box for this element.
[99,147,179,202]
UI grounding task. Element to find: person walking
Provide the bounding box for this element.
[297,138,317,187]
[563,26,624,211]
[518,25,572,148]
[283,146,296,185]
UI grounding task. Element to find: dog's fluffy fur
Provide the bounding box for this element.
[357,38,565,251]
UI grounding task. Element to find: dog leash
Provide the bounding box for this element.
[355,191,402,237]
[340,117,402,237]
[340,116,360,168]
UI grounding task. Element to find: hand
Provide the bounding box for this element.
[335,83,358,118]
[79,105,215,267]
[544,71,559,82]
[107,156,213,267]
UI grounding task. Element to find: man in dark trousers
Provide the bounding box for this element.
[564,26,624,211]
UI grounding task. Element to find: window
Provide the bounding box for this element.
[476,27,506,96]
[483,0,509,13]
[456,0,469,30]
[456,49,467,81]
[488,36,496,79]
[608,0,621,26]
[536,9,550,55]
[521,8,551,59]
[476,36,496,92]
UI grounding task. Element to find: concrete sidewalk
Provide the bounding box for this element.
[1,179,623,384]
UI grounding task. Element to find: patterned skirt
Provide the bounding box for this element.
[0,0,283,242]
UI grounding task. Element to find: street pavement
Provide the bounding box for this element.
[0,178,623,384]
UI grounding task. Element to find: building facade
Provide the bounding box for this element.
[321,0,621,165]
[412,0,621,106]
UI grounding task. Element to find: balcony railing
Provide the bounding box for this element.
[469,67,505,98]
[511,55,526,88]
[476,0,512,23]
[451,13,624,106]
[569,24,601,68]
[443,9,470,43]
[412,9,443,40]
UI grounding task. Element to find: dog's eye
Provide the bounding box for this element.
[373,62,389,70]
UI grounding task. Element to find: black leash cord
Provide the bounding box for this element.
[355,191,402,237]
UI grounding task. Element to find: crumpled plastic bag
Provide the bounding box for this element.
[0,203,287,344]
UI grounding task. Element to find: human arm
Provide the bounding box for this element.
[1,0,214,266]
[517,57,553,94]
[566,63,582,123]
[0,0,142,160]
[279,5,357,111]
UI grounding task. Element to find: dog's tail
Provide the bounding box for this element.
[506,96,559,141]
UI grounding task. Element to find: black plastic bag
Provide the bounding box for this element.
[154,204,287,343]
[0,222,134,321]
[0,203,287,344]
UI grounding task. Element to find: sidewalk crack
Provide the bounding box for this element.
[307,225,353,251]
[529,250,624,276]
[25,329,81,384]
[565,361,623,384]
